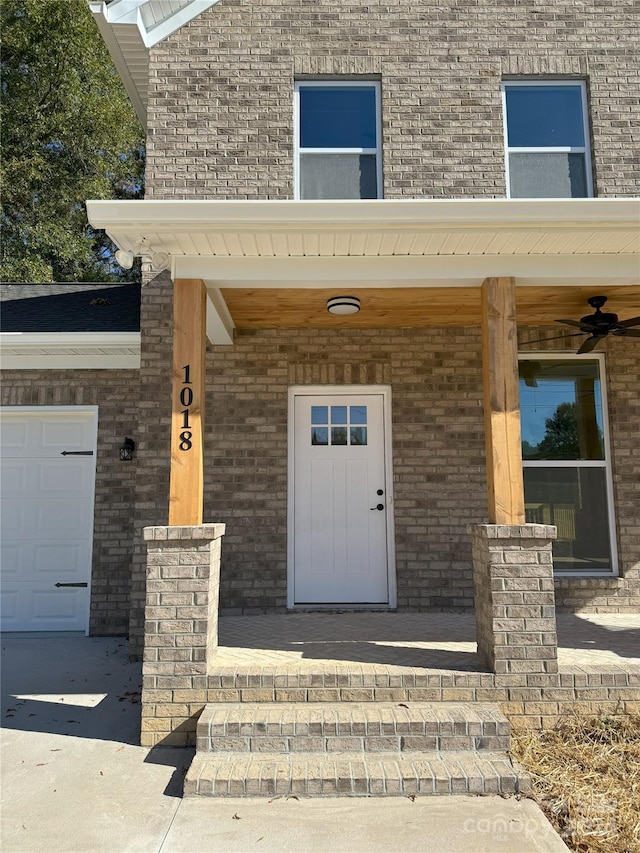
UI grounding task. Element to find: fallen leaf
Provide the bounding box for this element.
[6,713,14,718]
[232,813,241,820]
[268,796,282,803]
[286,795,299,801]
[29,714,36,717]
[257,838,264,843]
[407,794,416,802]
[36,763,48,767]
[50,749,62,752]
[115,746,124,752]
[398,703,409,709]
[100,771,104,776]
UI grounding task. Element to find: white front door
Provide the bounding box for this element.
[291,390,392,604]
[0,408,97,632]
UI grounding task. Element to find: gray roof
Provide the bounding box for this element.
[0,283,141,332]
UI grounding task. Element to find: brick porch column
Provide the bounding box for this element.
[470,524,558,675]
[140,524,225,747]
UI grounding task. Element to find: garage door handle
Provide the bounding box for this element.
[60,451,93,456]
[54,582,88,588]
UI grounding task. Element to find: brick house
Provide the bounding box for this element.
[1,0,638,791]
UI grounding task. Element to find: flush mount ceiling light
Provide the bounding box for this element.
[327,296,361,315]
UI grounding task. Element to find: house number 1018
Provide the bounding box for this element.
[179,364,193,451]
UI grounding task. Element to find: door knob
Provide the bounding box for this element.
[370,504,384,511]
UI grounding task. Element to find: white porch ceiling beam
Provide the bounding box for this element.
[174,253,640,287]
[205,288,234,345]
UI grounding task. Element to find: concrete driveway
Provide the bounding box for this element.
[1,635,568,853]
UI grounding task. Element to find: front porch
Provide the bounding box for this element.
[214,610,640,673]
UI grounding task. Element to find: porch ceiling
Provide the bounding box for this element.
[220,284,640,328]
[86,198,639,334]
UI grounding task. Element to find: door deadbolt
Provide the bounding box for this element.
[377,489,384,496]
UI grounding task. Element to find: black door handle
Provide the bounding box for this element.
[370,504,384,511]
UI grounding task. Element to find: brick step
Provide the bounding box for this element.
[196,702,511,754]
[184,751,530,797]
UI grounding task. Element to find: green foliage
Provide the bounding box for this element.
[1,0,144,282]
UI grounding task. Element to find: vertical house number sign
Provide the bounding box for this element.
[179,364,193,451]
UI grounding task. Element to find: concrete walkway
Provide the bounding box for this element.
[1,635,569,853]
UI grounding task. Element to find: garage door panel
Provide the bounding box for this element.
[41,418,90,451]
[1,585,86,632]
[1,461,28,496]
[38,460,94,496]
[35,500,93,536]
[34,541,91,578]
[1,408,96,632]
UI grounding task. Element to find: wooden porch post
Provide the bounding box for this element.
[481,277,525,524]
[169,278,207,525]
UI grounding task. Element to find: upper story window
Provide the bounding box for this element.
[294,81,382,200]
[502,81,593,198]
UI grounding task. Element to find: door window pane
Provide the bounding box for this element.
[350,406,367,425]
[311,406,328,425]
[331,427,348,445]
[524,467,611,572]
[350,427,367,446]
[299,86,377,148]
[311,427,328,445]
[331,406,348,425]
[519,360,604,460]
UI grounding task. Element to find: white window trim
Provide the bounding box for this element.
[294,80,383,200]
[502,80,594,199]
[518,351,618,577]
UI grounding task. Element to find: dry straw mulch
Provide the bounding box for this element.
[511,713,640,853]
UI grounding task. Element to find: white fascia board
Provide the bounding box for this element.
[90,0,220,47]
[139,1,223,48]
[176,253,640,287]
[86,198,640,232]
[205,289,234,345]
[0,332,141,370]
[88,3,147,125]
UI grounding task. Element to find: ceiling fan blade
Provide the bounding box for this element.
[577,336,602,355]
[555,319,598,331]
[616,316,640,328]
[620,328,640,338]
[520,331,585,345]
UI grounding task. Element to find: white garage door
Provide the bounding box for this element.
[1,408,97,632]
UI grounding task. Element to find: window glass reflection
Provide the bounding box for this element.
[519,359,604,460]
[311,427,328,445]
[331,427,348,445]
[311,406,328,425]
[350,406,367,425]
[524,467,611,572]
[350,427,367,446]
[331,406,348,425]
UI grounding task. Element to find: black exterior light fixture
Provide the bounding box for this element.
[119,437,136,461]
[327,296,361,315]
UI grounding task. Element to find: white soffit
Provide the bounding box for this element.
[0,333,141,370]
[86,198,640,289]
[88,1,221,125]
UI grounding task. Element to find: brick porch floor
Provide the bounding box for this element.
[215,611,640,672]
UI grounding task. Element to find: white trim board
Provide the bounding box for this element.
[0,333,141,370]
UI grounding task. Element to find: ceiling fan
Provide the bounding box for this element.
[524,296,640,354]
